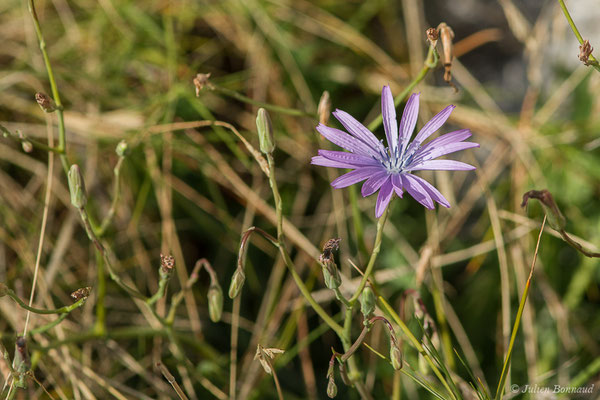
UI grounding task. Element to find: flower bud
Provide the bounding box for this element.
[14,336,31,388]
[35,92,58,113]
[68,164,87,208]
[116,140,129,157]
[360,286,376,318]
[390,341,402,370]
[327,376,337,398]
[208,283,223,322]
[228,268,246,299]
[321,259,341,290]
[256,108,275,154]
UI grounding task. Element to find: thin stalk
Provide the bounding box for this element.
[379,296,458,400]
[266,154,344,337]
[0,125,63,154]
[97,156,125,237]
[557,0,600,71]
[27,0,69,173]
[93,251,106,335]
[349,207,390,305]
[494,217,546,400]
[2,288,86,315]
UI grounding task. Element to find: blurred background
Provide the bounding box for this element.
[1,0,599,398]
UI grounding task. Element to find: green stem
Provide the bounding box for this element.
[266,154,344,337]
[367,43,438,132]
[97,156,125,237]
[27,0,69,173]
[77,207,147,301]
[0,125,64,154]
[379,296,458,400]
[93,251,106,335]
[3,287,86,315]
[209,83,318,119]
[349,207,389,305]
[557,0,600,71]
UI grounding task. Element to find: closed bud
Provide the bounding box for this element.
[321,259,341,290]
[68,164,87,208]
[360,286,376,318]
[390,342,402,370]
[228,268,246,299]
[116,140,129,157]
[208,283,223,322]
[35,92,58,113]
[327,376,338,398]
[256,108,275,154]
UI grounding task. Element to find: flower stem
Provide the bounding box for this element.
[266,154,344,337]
[557,0,600,71]
[379,296,458,400]
[349,207,390,305]
[27,0,69,174]
[2,287,86,315]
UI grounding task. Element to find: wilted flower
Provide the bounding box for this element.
[254,344,285,375]
[312,86,478,217]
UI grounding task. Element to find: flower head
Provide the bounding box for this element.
[312,86,478,217]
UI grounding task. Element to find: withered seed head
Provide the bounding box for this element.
[426,27,439,44]
[320,238,341,262]
[193,73,212,96]
[579,40,593,66]
[71,287,92,300]
[35,92,58,113]
[160,254,175,274]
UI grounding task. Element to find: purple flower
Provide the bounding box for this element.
[312,86,478,218]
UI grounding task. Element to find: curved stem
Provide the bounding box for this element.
[557,0,600,71]
[266,154,344,337]
[3,287,86,315]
